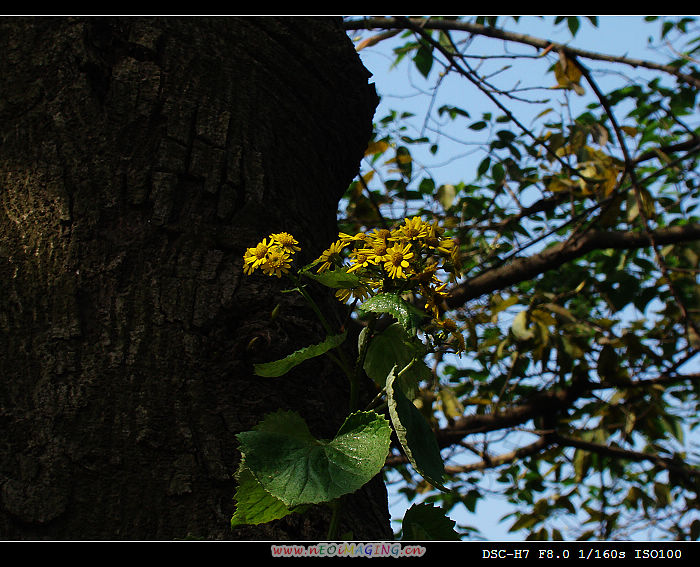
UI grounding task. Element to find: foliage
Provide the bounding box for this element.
[236,224,463,539]
[335,16,699,541]
[235,16,700,542]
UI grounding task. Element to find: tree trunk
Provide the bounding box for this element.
[0,16,387,540]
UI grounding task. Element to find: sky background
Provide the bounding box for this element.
[348,15,698,540]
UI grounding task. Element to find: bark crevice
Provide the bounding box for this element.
[0,16,385,540]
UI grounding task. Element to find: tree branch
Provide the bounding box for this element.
[343,17,700,90]
[433,378,591,449]
[384,372,700,472]
[442,436,554,474]
[632,137,700,166]
[446,223,700,308]
[551,433,700,481]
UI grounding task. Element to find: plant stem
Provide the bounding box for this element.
[289,273,359,410]
[351,316,378,411]
[365,386,386,411]
[327,499,341,540]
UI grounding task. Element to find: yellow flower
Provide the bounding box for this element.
[365,241,388,264]
[346,248,372,273]
[243,238,272,274]
[383,243,414,279]
[338,231,368,246]
[367,228,391,244]
[434,281,449,297]
[437,317,458,333]
[452,331,466,355]
[335,284,372,304]
[411,260,440,287]
[270,232,300,255]
[427,220,445,239]
[436,237,456,257]
[261,246,291,278]
[243,249,258,274]
[316,240,346,273]
[424,297,441,319]
[442,243,462,281]
[422,281,446,316]
[423,221,449,251]
[393,216,429,243]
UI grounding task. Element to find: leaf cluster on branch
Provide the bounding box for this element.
[334,15,700,541]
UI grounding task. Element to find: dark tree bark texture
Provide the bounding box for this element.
[0,17,386,540]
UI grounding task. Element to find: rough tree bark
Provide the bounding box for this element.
[0,16,388,540]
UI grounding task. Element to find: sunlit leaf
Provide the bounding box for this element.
[237,410,391,508]
[231,460,300,527]
[553,51,585,95]
[436,184,456,210]
[365,140,389,155]
[511,310,535,341]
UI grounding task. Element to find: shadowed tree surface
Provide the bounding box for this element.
[0,17,389,539]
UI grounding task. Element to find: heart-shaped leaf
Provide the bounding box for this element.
[231,460,299,527]
[237,409,391,508]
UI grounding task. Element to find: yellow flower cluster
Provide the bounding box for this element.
[243,232,300,278]
[317,216,460,318]
[243,218,466,354]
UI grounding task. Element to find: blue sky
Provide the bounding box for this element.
[350,15,698,541]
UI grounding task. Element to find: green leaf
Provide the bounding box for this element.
[237,409,391,508]
[418,177,436,195]
[490,295,519,319]
[567,16,580,37]
[412,43,433,78]
[437,104,470,120]
[386,365,447,492]
[395,146,413,180]
[358,292,426,335]
[492,162,505,184]
[401,503,461,540]
[477,156,491,177]
[596,344,618,381]
[690,519,700,540]
[653,481,670,507]
[509,513,540,532]
[231,460,298,527]
[254,331,347,377]
[363,323,430,395]
[302,269,361,289]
